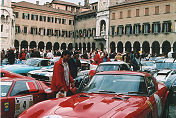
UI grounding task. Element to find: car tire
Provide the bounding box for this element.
[162,99,169,118]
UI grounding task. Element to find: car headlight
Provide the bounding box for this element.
[43,115,62,118]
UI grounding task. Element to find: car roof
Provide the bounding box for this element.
[96,71,149,77]
[158,69,172,74]
[99,61,127,65]
[28,58,49,61]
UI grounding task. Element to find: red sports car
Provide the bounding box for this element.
[19,71,169,118]
[0,70,55,118]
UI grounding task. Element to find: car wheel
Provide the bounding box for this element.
[162,99,169,118]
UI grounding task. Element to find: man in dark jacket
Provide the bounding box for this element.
[7,48,15,64]
[68,52,81,79]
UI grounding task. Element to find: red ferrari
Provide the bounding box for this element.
[19,71,169,118]
[0,70,55,118]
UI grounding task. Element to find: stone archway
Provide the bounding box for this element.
[162,41,171,55]
[152,41,160,55]
[21,40,28,49]
[61,43,66,50]
[38,41,44,50]
[46,42,52,50]
[68,43,73,51]
[53,42,59,51]
[87,42,91,52]
[83,43,86,52]
[110,41,115,53]
[125,41,131,52]
[117,42,123,53]
[142,41,150,54]
[30,41,37,49]
[92,42,95,51]
[133,41,140,53]
[173,41,176,52]
[14,40,19,49]
[75,43,78,50]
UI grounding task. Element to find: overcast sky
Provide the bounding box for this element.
[11,0,98,5]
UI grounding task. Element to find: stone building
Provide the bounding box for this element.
[11,0,176,55]
[0,0,15,50]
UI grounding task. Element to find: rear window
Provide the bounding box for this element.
[0,81,13,97]
[10,80,38,96]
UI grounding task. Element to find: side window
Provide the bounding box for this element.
[146,77,156,95]
[120,64,129,70]
[10,81,38,96]
[41,60,49,66]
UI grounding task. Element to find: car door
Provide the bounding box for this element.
[9,80,40,117]
[146,77,162,118]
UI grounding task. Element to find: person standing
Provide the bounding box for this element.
[68,52,81,79]
[100,52,110,63]
[93,51,100,65]
[46,50,54,59]
[51,50,75,97]
[7,48,16,64]
[18,48,26,60]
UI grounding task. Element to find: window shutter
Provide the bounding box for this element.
[130,26,132,34]
[125,26,127,34]
[162,23,164,32]
[148,24,150,33]
[36,15,38,21]
[142,25,144,33]
[139,25,141,33]
[22,13,25,19]
[31,27,33,34]
[152,24,154,33]
[158,23,161,33]
[133,25,135,34]
[28,14,30,20]
[168,22,172,32]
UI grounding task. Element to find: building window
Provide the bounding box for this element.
[24,26,27,34]
[30,27,37,35]
[152,22,161,34]
[117,25,124,35]
[55,18,61,24]
[145,8,149,16]
[47,17,54,23]
[119,11,123,19]
[62,19,66,24]
[127,10,131,18]
[62,30,66,37]
[31,14,38,21]
[14,12,19,18]
[39,28,45,35]
[136,9,139,17]
[125,25,132,35]
[1,25,3,32]
[162,21,172,33]
[155,6,159,15]
[15,26,20,33]
[47,29,53,36]
[1,0,4,6]
[40,16,46,22]
[143,23,150,34]
[69,20,73,25]
[112,13,115,20]
[55,30,59,36]
[22,13,30,20]
[133,24,140,35]
[92,28,96,37]
[111,26,115,36]
[165,5,170,13]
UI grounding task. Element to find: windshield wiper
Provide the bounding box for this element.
[98,90,116,93]
[127,91,146,95]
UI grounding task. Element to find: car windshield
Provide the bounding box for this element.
[156,63,176,70]
[0,81,13,97]
[96,64,120,72]
[25,59,40,66]
[141,62,154,66]
[83,74,147,95]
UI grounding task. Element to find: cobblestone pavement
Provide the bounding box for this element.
[169,105,176,118]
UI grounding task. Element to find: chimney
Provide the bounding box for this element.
[78,2,81,6]
[45,2,50,7]
[36,1,39,5]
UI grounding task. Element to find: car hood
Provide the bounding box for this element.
[53,93,147,118]
[2,64,39,73]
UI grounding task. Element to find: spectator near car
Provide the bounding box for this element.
[7,48,15,64]
[18,48,26,60]
[100,52,110,63]
[30,48,41,58]
[46,50,54,59]
[68,52,81,79]
[92,51,101,65]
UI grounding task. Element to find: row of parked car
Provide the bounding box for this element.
[1,56,176,118]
